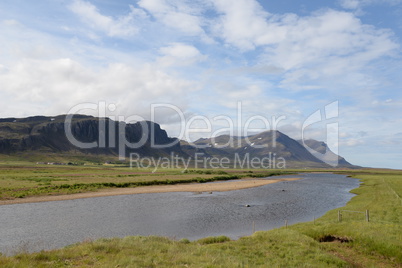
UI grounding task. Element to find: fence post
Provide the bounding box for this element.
[338,210,342,222]
[285,220,288,228]
[366,210,370,222]
[252,221,255,234]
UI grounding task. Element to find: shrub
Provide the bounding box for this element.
[179,238,190,244]
[196,236,231,245]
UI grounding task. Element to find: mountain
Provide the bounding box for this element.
[299,139,352,167]
[0,115,183,158]
[183,131,354,168]
[0,115,354,168]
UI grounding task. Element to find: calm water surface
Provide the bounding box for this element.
[0,173,360,254]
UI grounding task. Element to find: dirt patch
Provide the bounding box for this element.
[319,235,352,243]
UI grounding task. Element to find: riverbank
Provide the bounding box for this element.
[0,165,296,202]
[0,169,400,267]
[0,177,301,205]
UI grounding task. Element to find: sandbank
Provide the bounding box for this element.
[0,177,301,205]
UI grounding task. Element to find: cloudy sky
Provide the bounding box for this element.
[0,0,401,169]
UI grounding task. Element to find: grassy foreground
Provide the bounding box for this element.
[0,169,401,267]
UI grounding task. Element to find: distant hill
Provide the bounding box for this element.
[182,131,354,168]
[0,115,355,168]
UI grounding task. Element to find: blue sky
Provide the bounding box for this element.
[0,0,401,169]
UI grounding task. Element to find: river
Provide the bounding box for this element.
[0,173,360,254]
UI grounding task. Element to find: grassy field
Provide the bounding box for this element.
[0,162,292,200]
[0,167,401,267]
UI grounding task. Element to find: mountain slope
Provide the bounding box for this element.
[186,131,354,168]
[299,139,353,167]
[0,115,183,158]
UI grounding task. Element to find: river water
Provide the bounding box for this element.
[0,173,360,254]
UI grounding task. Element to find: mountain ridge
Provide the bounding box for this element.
[0,115,183,158]
[182,130,353,168]
[0,115,355,168]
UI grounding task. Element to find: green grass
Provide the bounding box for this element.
[0,164,293,200]
[0,232,349,267]
[0,168,401,267]
[290,169,402,266]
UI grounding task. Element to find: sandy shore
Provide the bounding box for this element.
[0,177,301,205]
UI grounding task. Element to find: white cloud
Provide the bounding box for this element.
[211,0,272,50]
[339,0,402,9]
[69,0,146,38]
[138,0,211,41]
[0,58,196,120]
[210,0,398,78]
[0,19,147,68]
[207,1,399,97]
[268,10,397,71]
[211,81,297,120]
[158,43,206,66]
[267,12,398,93]
[339,0,362,9]
[342,138,365,146]
[159,43,201,58]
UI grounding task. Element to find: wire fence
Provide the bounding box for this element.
[338,209,370,222]
[336,209,402,226]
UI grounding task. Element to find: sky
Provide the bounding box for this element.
[0,0,401,169]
